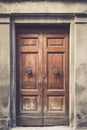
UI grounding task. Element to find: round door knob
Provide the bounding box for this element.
[53,69,59,75]
[27,68,32,76]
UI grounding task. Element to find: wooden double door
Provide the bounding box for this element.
[16,26,69,126]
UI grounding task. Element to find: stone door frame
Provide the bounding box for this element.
[10,14,76,128]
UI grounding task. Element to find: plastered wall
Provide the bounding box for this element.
[0,2,87,13]
[0,24,10,130]
[0,1,87,129]
[76,24,87,126]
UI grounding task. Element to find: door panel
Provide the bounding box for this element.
[47,35,65,47]
[43,33,69,125]
[16,33,43,126]
[21,34,39,47]
[48,96,64,111]
[47,53,65,89]
[16,27,69,126]
[21,96,37,110]
[21,53,38,89]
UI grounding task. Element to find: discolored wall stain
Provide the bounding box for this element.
[76,25,87,126]
[0,24,10,129]
[2,95,8,108]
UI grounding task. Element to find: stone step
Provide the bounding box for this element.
[11,126,87,130]
[11,126,73,130]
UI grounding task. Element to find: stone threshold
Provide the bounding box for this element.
[11,126,73,130]
[11,126,87,130]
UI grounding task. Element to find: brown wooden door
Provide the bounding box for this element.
[16,26,69,126]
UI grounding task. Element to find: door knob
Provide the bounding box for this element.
[53,68,59,75]
[27,68,32,76]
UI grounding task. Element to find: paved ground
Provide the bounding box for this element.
[11,126,87,130]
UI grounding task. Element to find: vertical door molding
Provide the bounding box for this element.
[69,22,76,128]
[10,19,17,127]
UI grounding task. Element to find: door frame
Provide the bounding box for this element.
[10,15,76,128]
[16,26,69,126]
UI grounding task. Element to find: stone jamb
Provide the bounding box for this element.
[10,14,75,128]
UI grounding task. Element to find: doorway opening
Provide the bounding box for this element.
[16,24,69,126]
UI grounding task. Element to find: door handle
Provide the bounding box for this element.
[27,68,32,76]
[53,68,59,75]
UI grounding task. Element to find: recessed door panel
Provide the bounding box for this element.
[47,96,65,111]
[21,96,38,111]
[16,27,69,126]
[16,33,42,126]
[47,53,65,89]
[47,36,65,47]
[20,34,39,47]
[20,53,38,89]
[42,33,69,125]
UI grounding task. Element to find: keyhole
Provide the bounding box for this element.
[43,75,46,79]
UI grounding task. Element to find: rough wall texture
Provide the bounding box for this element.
[0,2,87,14]
[0,24,10,130]
[76,24,87,126]
[0,1,87,129]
